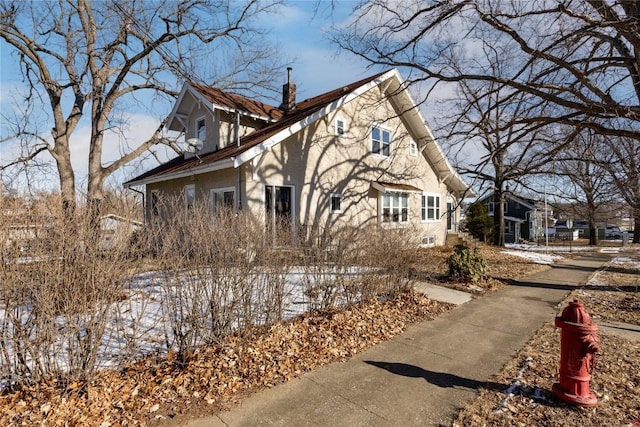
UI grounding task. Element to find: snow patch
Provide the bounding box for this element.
[502,250,563,265]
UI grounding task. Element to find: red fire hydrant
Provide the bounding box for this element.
[553,300,601,407]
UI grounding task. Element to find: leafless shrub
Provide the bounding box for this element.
[138,198,293,364]
[299,223,419,310]
[0,192,423,387]
[0,196,131,389]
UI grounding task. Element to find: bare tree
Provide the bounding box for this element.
[334,0,639,235]
[442,77,563,246]
[1,0,282,213]
[602,135,640,243]
[544,129,616,245]
[334,0,639,141]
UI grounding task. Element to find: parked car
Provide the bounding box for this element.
[604,226,634,240]
[605,226,623,239]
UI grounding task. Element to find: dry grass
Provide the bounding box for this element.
[412,245,551,294]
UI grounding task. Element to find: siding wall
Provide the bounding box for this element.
[148,83,456,245]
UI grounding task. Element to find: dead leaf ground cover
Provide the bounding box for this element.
[0,286,452,426]
[454,250,640,427]
[2,245,636,426]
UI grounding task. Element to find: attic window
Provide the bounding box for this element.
[336,118,345,136]
[330,193,342,213]
[196,117,206,142]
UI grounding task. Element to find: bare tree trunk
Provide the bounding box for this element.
[51,137,77,213]
[1,0,283,207]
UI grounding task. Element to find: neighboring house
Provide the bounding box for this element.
[478,192,547,243]
[99,214,143,250]
[124,68,473,247]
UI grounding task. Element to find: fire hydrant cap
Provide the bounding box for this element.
[560,300,593,325]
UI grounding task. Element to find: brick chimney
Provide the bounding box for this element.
[280,67,296,112]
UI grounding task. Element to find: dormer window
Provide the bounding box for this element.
[196,117,206,142]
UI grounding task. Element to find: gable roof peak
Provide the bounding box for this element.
[186,81,283,121]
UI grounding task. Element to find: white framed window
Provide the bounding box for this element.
[196,117,206,142]
[150,190,160,216]
[488,202,507,215]
[335,118,346,136]
[409,140,417,157]
[421,235,436,247]
[505,221,514,234]
[210,187,235,213]
[421,194,441,221]
[330,193,342,214]
[371,126,391,157]
[381,192,408,224]
[184,184,195,209]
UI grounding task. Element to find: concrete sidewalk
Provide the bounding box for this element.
[187,254,609,427]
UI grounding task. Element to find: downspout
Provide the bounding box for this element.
[236,110,242,210]
[127,186,146,226]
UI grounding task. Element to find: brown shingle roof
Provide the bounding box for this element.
[188,82,283,121]
[125,71,388,186]
[373,181,423,193]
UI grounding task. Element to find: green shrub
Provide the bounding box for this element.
[446,244,488,283]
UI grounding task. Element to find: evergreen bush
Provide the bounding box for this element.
[446,244,488,283]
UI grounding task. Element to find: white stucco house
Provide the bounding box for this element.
[124,68,473,246]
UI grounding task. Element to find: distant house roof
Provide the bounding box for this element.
[124,69,472,196]
[479,192,537,211]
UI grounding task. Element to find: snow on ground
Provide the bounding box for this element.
[502,248,563,265]
[607,256,640,270]
[0,266,376,383]
[505,243,594,253]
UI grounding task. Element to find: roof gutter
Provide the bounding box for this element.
[124,158,235,188]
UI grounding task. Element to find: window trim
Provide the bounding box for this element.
[330,193,343,214]
[196,116,206,142]
[409,140,418,157]
[371,124,392,157]
[421,193,441,222]
[505,221,514,234]
[380,191,409,225]
[210,186,236,213]
[488,201,508,215]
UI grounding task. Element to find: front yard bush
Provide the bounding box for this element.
[447,244,488,283]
